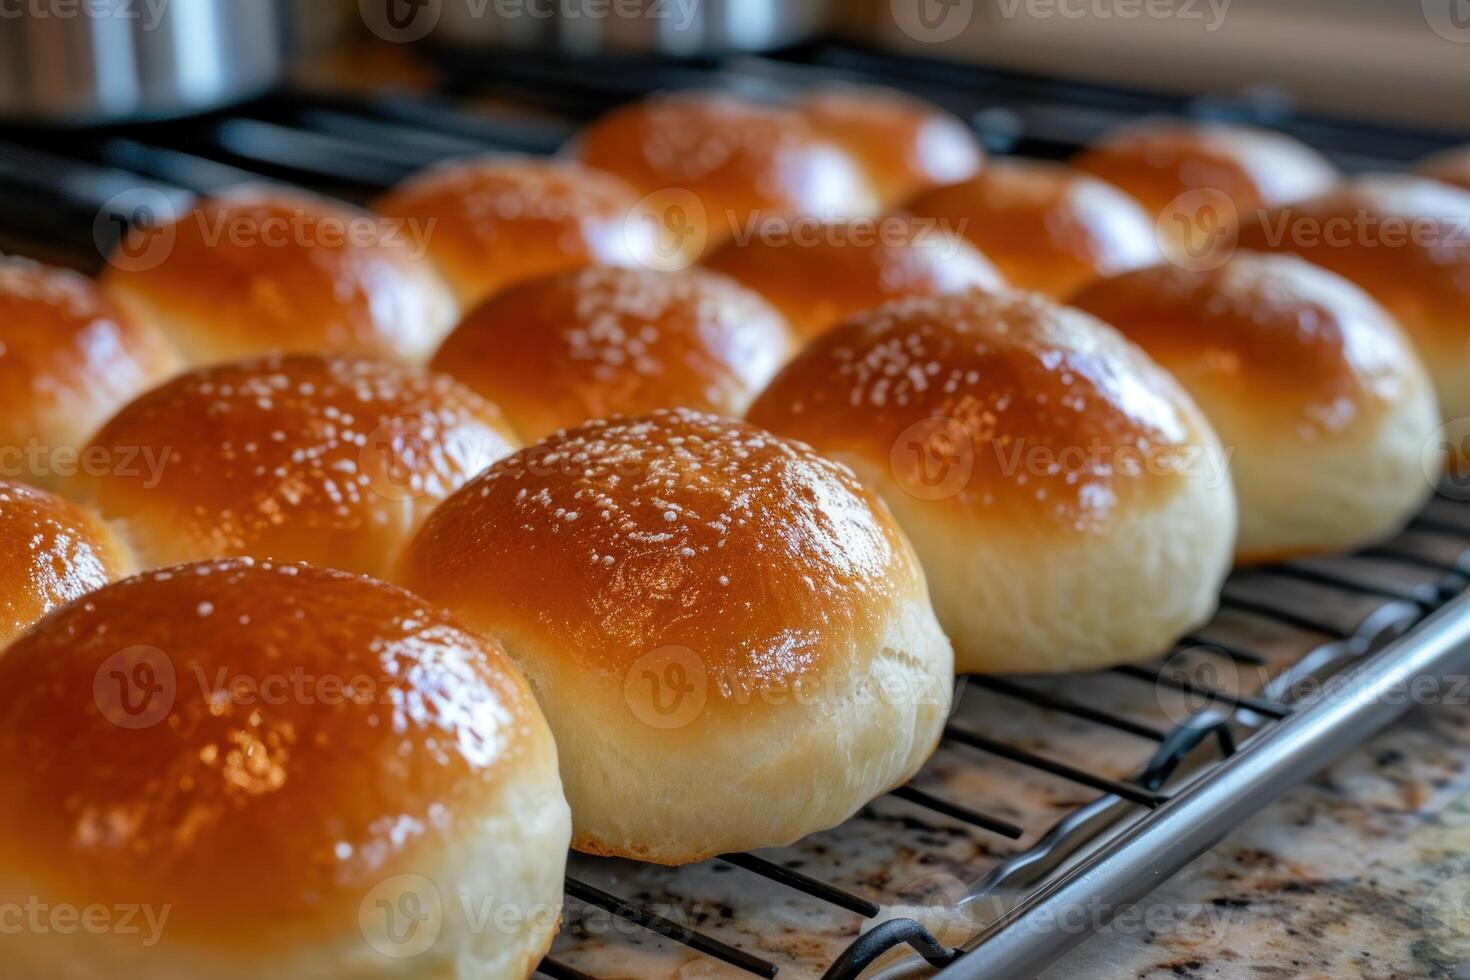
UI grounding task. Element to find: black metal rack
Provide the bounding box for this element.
[1,38,1468,980]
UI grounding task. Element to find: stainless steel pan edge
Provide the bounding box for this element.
[0,0,285,124]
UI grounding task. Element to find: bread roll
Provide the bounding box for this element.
[431,266,795,442]
[703,214,1005,342]
[797,85,984,209]
[1419,145,1470,192]
[575,91,879,254]
[0,479,133,649]
[70,354,518,579]
[400,408,954,865]
[906,158,1161,298]
[1071,253,1439,562]
[1075,120,1338,215]
[1075,122,1337,255]
[102,189,458,368]
[0,257,178,491]
[747,290,1237,674]
[0,558,570,979]
[375,156,657,309]
[1235,174,1470,452]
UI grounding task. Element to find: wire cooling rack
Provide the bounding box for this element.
[2,38,1468,979]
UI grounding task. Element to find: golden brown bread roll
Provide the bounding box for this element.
[70,354,518,579]
[1235,174,1470,451]
[574,91,879,255]
[0,257,178,491]
[797,85,985,209]
[400,408,954,865]
[431,266,795,443]
[374,156,658,309]
[1075,120,1338,215]
[1418,145,1470,192]
[0,479,133,649]
[702,214,1005,342]
[1071,253,1440,562]
[747,290,1237,674]
[906,158,1162,299]
[0,558,570,979]
[1074,121,1337,258]
[102,189,459,368]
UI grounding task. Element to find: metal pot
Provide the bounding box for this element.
[0,0,287,125]
[419,0,830,56]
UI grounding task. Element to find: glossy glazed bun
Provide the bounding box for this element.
[0,480,133,648]
[375,156,657,309]
[747,290,1236,674]
[1236,174,1470,446]
[575,91,880,254]
[0,257,178,490]
[703,214,1005,342]
[102,189,458,368]
[70,354,518,579]
[906,158,1162,298]
[1419,145,1470,192]
[432,266,795,443]
[0,558,570,979]
[1072,253,1439,562]
[401,409,953,865]
[797,85,984,209]
[1075,121,1337,250]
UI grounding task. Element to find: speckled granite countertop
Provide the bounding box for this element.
[1043,697,1470,980]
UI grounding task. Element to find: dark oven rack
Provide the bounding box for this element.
[2,38,1468,980]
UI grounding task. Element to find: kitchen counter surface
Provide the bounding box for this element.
[1044,695,1470,980]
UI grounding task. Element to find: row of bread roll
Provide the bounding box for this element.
[0,415,954,940]
[79,88,1470,414]
[0,264,957,876]
[0,258,575,974]
[3,171,1457,634]
[4,94,1462,606]
[0,87,1465,980]
[0,250,577,977]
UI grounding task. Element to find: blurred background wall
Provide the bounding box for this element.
[843,0,1470,128]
